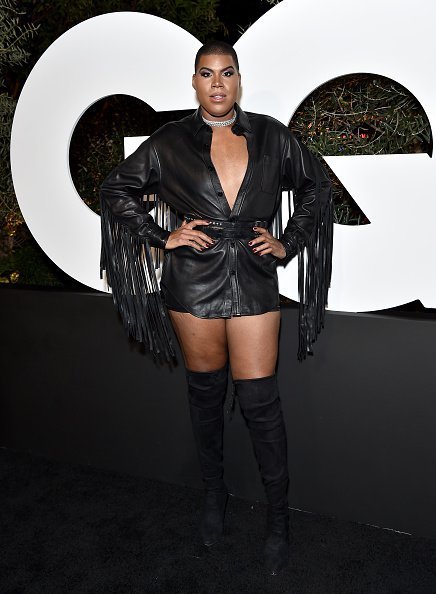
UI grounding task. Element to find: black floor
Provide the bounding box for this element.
[1,447,435,593]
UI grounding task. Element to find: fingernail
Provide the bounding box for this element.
[248,241,253,246]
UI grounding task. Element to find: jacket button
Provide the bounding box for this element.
[230,241,235,248]
[217,191,223,196]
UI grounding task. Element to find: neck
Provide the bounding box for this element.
[201,108,237,128]
[201,104,236,121]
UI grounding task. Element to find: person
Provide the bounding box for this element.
[99,41,333,576]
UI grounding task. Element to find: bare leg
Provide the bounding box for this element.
[168,310,280,374]
[226,311,281,380]
[168,310,228,371]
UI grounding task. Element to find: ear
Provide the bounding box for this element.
[192,73,196,90]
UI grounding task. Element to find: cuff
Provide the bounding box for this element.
[277,234,299,266]
[137,223,171,249]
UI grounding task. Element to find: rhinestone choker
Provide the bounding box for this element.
[202,110,237,127]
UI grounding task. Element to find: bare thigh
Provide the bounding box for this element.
[226,311,281,380]
[168,310,228,372]
[168,309,281,378]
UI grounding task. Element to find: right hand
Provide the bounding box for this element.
[165,219,216,251]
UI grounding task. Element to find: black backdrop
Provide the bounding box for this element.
[1,288,435,539]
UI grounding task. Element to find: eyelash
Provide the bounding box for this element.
[200,71,234,78]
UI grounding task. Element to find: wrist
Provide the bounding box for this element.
[162,229,172,249]
[277,234,301,265]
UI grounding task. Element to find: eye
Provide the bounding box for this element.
[200,71,211,77]
[223,71,234,77]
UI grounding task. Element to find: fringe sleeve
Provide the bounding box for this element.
[274,132,334,361]
[99,138,179,364]
[295,184,333,361]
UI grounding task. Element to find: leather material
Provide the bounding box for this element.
[100,103,332,318]
[184,217,269,240]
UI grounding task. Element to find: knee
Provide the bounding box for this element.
[230,363,277,382]
[186,360,229,380]
[185,355,228,375]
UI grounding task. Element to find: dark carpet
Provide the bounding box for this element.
[0,447,435,593]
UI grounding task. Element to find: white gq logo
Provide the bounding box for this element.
[10,0,436,312]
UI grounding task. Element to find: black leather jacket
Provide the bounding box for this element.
[100,103,333,362]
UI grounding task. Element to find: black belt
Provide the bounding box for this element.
[184,216,270,240]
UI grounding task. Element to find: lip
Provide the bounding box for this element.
[209,94,227,101]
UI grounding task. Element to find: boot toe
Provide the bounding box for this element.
[200,491,229,546]
[263,533,290,575]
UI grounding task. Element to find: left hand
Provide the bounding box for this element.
[249,227,287,259]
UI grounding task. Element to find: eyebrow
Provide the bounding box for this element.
[198,65,235,73]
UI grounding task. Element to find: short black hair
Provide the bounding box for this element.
[194,41,239,72]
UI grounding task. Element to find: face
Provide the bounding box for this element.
[192,53,241,121]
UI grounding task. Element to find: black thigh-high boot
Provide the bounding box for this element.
[233,374,290,575]
[186,363,230,546]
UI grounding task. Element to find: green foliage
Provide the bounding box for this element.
[0,240,64,285]
[0,0,39,283]
[290,74,431,225]
[0,0,38,69]
[0,0,38,201]
[0,92,15,203]
[18,0,224,62]
[292,74,430,157]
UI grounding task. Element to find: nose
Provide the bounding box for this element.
[211,74,223,87]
